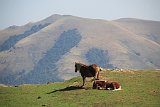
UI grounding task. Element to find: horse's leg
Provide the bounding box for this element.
[95,67,100,79]
[82,76,86,87]
[97,71,99,79]
[92,81,97,89]
[95,71,99,80]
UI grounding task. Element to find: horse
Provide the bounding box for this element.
[93,80,121,90]
[75,62,100,87]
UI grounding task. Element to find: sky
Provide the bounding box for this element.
[0,0,160,29]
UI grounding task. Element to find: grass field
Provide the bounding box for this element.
[0,70,160,107]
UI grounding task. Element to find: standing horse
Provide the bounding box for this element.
[75,62,100,87]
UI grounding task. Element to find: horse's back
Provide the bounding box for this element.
[80,66,95,77]
[77,63,99,78]
[111,82,120,89]
[106,81,120,90]
[90,64,98,69]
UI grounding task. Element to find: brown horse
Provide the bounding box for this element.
[93,80,121,90]
[75,62,100,87]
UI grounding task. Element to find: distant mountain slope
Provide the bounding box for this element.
[0,15,160,85]
[0,23,50,51]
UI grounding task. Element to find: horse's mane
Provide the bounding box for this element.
[75,62,88,67]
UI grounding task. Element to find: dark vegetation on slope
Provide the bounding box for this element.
[86,48,114,68]
[147,34,160,44]
[0,23,50,52]
[13,29,82,85]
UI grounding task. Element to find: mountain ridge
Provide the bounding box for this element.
[0,14,160,85]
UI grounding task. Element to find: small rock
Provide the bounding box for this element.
[42,104,47,106]
[47,82,54,84]
[37,96,41,99]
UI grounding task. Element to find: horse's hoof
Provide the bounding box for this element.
[80,85,84,88]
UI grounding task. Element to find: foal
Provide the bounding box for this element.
[93,80,121,90]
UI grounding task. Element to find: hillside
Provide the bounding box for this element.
[0,70,160,107]
[0,14,160,85]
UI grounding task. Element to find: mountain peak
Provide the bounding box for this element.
[36,14,64,25]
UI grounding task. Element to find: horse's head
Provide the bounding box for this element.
[75,62,82,72]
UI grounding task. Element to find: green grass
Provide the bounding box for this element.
[0,70,160,107]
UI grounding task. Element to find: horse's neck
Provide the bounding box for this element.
[76,63,86,70]
[80,63,88,67]
[76,64,82,71]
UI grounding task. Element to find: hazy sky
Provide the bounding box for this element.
[0,0,160,29]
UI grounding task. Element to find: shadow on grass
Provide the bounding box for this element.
[47,86,85,94]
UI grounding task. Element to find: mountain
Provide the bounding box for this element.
[0,14,160,85]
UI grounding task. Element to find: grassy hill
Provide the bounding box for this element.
[0,70,160,107]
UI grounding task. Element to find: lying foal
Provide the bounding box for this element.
[93,80,121,90]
